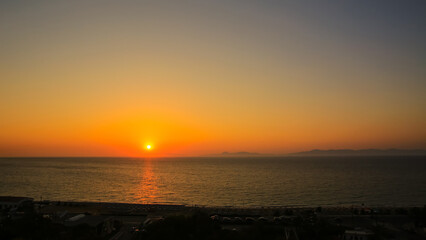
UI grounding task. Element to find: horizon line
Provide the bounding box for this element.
[1,148,425,159]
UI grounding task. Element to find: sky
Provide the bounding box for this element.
[0,0,425,157]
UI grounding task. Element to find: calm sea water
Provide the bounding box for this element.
[0,156,425,207]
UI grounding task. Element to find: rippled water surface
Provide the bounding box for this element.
[0,156,425,207]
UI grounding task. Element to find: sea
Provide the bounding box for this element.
[0,156,425,207]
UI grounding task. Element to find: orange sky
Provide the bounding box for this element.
[0,1,425,157]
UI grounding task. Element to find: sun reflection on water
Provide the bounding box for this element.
[136,159,158,203]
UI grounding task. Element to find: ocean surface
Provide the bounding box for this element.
[0,156,425,207]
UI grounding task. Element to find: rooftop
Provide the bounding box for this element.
[345,230,374,236]
[64,215,111,227]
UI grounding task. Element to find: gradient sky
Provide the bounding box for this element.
[1,0,425,157]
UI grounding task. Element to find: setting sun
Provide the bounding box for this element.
[0,2,425,239]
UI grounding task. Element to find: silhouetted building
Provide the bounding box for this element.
[64,214,114,237]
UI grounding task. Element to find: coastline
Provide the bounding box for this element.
[34,199,425,217]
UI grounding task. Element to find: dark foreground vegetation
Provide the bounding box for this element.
[0,212,121,240]
[1,200,426,240]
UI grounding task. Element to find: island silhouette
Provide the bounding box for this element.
[204,149,426,157]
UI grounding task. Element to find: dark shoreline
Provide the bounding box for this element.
[34,199,425,217]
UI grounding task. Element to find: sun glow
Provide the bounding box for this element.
[146,145,152,150]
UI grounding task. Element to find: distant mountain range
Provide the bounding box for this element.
[292,149,426,156]
[205,149,426,157]
[222,151,260,156]
[204,152,264,157]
